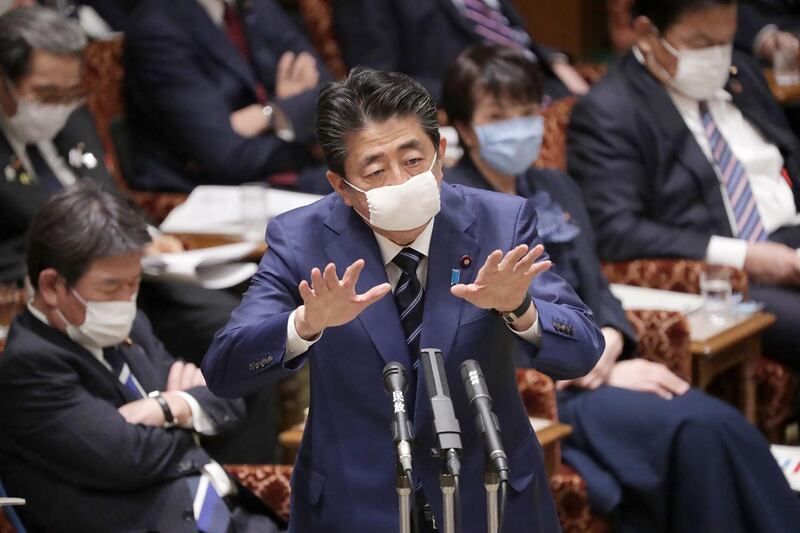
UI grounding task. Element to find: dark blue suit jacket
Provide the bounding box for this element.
[567,49,800,262]
[446,159,637,358]
[125,0,330,192]
[202,183,604,532]
[333,0,565,101]
[0,310,256,532]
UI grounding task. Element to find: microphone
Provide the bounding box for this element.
[460,359,509,481]
[419,348,462,476]
[382,362,414,475]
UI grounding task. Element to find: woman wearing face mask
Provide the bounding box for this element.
[443,43,800,533]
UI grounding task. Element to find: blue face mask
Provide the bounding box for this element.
[474,115,545,176]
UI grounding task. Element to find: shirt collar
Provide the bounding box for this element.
[372,220,435,266]
[27,300,104,362]
[197,0,231,27]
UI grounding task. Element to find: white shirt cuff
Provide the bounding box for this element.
[175,391,217,436]
[203,461,235,498]
[507,306,543,347]
[706,235,749,269]
[284,308,323,363]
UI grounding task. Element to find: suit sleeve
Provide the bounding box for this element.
[514,200,605,380]
[133,312,245,434]
[125,10,306,183]
[567,93,711,261]
[202,216,304,398]
[0,350,209,491]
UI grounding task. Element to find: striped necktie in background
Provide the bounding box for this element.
[461,0,530,49]
[699,101,768,242]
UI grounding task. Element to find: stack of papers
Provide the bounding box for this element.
[609,284,705,314]
[159,186,323,238]
[772,445,800,492]
[142,242,259,290]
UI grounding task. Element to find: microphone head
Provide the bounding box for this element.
[382,361,408,394]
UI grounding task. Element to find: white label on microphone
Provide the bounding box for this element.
[393,391,406,413]
[468,370,480,386]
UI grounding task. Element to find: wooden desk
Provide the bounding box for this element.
[171,233,268,260]
[688,311,776,424]
[764,68,800,104]
[278,420,573,478]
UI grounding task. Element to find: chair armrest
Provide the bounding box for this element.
[223,464,293,522]
[516,368,558,421]
[626,310,692,382]
[602,259,749,297]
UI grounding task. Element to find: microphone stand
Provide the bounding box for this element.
[484,470,500,533]
[396,464,413,533]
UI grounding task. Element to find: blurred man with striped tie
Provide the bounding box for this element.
[333,0,590,103]
[0,182,282,532]
[202,67,604,532]
[568,0,800,370]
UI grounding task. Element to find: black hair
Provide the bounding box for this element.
[632,0,737,31]
[0,6,87,83]
[441,44,544,128]
[26,181,150,289]
[315,66,440,177]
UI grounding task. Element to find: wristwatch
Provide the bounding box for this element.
[495,293,533,325]
[148,391,178,428]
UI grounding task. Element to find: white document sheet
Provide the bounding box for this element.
[141,242,259,290]
[609,283,705,314]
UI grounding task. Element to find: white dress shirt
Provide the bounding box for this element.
[667,88,800,268]
[284,219,543,362]
[197,0,230,26]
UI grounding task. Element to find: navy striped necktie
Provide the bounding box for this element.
[392,248,425,369]
[699,101,768,242]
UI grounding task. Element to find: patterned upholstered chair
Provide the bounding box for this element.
[82,38,188,224]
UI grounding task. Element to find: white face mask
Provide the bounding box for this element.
[5,77,78,144]
[57,289,138,348]
[344,155,441,231]
[658,39,733,101]
[9,98,78,144]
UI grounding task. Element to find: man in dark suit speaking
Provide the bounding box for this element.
[202,68,604,531]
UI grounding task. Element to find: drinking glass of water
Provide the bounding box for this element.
[700,266,732,326]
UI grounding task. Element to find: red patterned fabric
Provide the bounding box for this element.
[82,38,188,223]
[296,0,348,79]
[755,356,800,441]
[551,464,611,533]
[627,309,692,382]
[535,97,578,171]
[224,464,293,522]
[602,259,749,297]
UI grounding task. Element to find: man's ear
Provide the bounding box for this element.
[326,170,353,206]
[632,15,657,55]
[37,268,61,308]
[438,135,448,165]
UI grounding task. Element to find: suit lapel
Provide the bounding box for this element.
[623,53,732,236]
[323,200,411,370]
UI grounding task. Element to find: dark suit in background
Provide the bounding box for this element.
[446,157,800,532]
[567,50,800,370]
[738,0,800,53]
[0,310,281,533]
[333,0,570,102]
[125,0,331,193]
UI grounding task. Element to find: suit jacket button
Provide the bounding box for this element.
[183,510,194,522]
[248,362,255,371]
[265,355,273,364]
